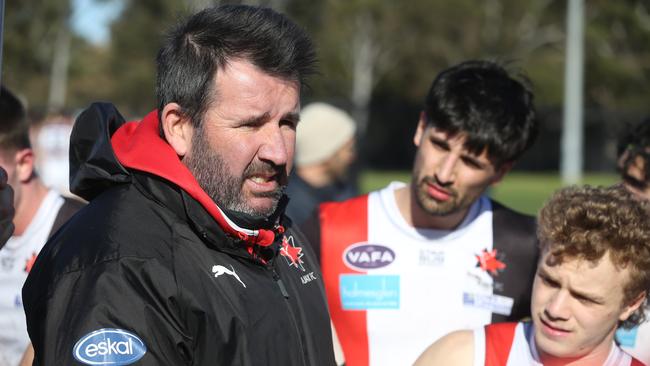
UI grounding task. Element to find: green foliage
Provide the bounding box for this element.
[3,0,73,107]
[359,170,619,216]
[106,0,189,117]
[5,0,650,134]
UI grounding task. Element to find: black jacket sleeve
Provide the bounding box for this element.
[24,257,192,365]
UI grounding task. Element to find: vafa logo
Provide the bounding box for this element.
[73,328,146,365]
[343,243,395,270]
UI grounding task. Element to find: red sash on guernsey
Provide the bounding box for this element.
[631,359,645,366]
[484,322,518,366]
[320,195,370,366]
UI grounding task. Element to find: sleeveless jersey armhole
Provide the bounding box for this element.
[473,328,486,366]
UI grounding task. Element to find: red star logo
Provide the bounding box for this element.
[24,252,38,273]
[280,236,305,271]
[475,248,506,276]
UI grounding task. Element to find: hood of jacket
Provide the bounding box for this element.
[69,102,285,247]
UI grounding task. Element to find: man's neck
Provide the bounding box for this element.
[394,185,471,230]
[536,337,614,366]
[13,179,49,236]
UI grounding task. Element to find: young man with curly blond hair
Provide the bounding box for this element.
[415,185,649,366]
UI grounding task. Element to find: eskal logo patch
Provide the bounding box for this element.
[343,243,395,270]
[73,328,146,365]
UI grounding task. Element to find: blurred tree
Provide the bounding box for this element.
[6,0,650,171]
[105,0,189,118]
[4,0,74,111]
[584,0,650,111]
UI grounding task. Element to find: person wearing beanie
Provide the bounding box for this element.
[285,102,358,225]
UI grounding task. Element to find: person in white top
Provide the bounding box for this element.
[616,117,650,364]
[415,185,649,366]
[0,86,83,366]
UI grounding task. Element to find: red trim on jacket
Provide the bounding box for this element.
[110,110,276,246]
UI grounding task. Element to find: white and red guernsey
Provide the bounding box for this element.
[308,182,538,366]
[475,322,644,366]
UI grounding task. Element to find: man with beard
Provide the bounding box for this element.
[22,5,335,365]
[414,185,649,366]
[302,60,539,366]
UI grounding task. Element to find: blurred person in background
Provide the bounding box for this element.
[615,118,650,364]
[0,167,14,248]
[0,86,83,366]
[415,185,649,366]
[285,102,358,225]
[22,4,336,365]
[302,60,539,366]
[30,112,75,195]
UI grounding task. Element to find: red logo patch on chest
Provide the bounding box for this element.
[476,248,506,276]
[24,252,38,273]
[280,235,305,271]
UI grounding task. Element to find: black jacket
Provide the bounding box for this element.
[23,103,335,366]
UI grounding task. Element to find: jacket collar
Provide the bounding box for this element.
[71,103,284,247]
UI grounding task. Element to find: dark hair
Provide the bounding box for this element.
[617,118,650,184]
[156,4,316,128]
[538,185,650,328]
[0,86,31,154]
[423,60,537,167]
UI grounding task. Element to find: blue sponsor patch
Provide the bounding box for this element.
[340,274,399,310]
[616,326,638,347]
[73,328,146,365]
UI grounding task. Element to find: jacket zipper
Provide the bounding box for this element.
[270,265,308,364]
[272,269,290,299]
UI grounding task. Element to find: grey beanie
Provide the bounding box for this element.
[295,103,357,166]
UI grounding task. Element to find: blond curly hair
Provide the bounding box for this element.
[537,184,650,328]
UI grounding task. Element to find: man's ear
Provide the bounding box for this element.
[14,149,35,183]
[619,291,646,323]
[161,103,193,157]
[490,162,513,186]
[413,112,427,147]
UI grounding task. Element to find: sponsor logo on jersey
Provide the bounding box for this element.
[343,243,395,270]
[616,326,639,347]
[0,256,15,272]
[475,248,506,276]
[24,252,38,273]
[73,328,146,365]
[463,292,514,316]
[419,248,445,266]
[340,274,400,310]
[280,235,306,271]
[212,264,246,288]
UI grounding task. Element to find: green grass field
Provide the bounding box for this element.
[360,171,620,216]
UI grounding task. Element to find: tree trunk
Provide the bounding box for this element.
[47,23,71,112]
